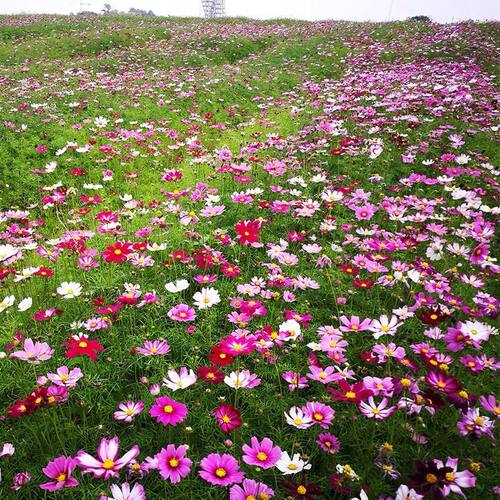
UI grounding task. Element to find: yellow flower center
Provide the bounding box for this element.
[102,459,115,470]
[163,405,174,413]
[56,473,66,482]
[215,467,227,478]
[426,473,438,484]
[257,452,268,461]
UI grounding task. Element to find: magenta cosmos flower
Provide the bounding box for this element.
[155,444,192,483]
[230,479,274,500]
[198,453,244,486]
[76,436,140,479]
[40,456,79,491]
[150,396,187,426]
[167,304,196,322]
[242,436,281,469]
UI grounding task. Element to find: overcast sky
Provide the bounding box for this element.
[1,0,498,22]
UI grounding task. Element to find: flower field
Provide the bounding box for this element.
[0,14,498,499]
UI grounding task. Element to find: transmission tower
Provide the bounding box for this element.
[201,0,225,18]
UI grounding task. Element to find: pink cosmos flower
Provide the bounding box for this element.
[470,242,489,265]
[354,204,377,220]
[230,479,274,499]
[46,366,83,387]
[40,456,79,491]
[362,376,395,397]
[214,403,242,433]
[307,365,340,385]
[198,453,244,486]
[0,443,14,457]
[149,396,187,426]
[155,444,192,483]
[10,338,54,364]
[113,401,145,423]
[433,457,476,497]
[359,397,397,420]
[339,315,372,333]
[102,482,146,500]
[136,340,170,356]
[167,304,196,322]
[302,401,335,428]
[76,436,140,479]
[241,436,281,469]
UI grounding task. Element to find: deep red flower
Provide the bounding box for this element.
[208,346,235,366]
[327,380,372,404]
[213,403,242,433]
[221,262,240,278]
[340,264,359,276]
[352,278,375,289]
[418,307,447,326]
[35,267,53,278]
[101,241,132,263]
[198,366,224,384]
[235,220,260,245]
[64,337,104,360]
[7,398,36,418]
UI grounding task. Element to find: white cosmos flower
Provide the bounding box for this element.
[165,279,189,293]
[18,297,32,311]
[279,319,301,341]
[284,406,313,429]
[94,116,108,128]
[0,244,19,263]
[193,287,220,309]
[275,451,311,475]
[57,281,82,299]
[13,266,39,282]
[369,315,402,339]
[162,367,197,391]
[0,296,15,312]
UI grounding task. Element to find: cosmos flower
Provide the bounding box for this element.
[214,403,242,433]
[229,479,275,500]
[47,366,83,387]
[10,338,54,364]
[162,367,197,391]
[149,396,187,426]
[193,287,221,309]
[113,401,145,423]
[40,456,79,491]
[76,436,140,479]
[167,304,196,322]
[103,483,146,500]
[136,340,170,356]
[241,436,281,469]
[198,453,244,486]
[56,281,82,299]
[155,444,192,483]
[275,451,311,475]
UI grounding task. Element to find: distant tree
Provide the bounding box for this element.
[408,15,432,23]
[102,3,112,14]
[128,7,156,17]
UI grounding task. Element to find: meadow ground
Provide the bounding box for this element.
[0,14,498,500]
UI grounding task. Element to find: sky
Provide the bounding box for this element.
[1,0,499,22]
